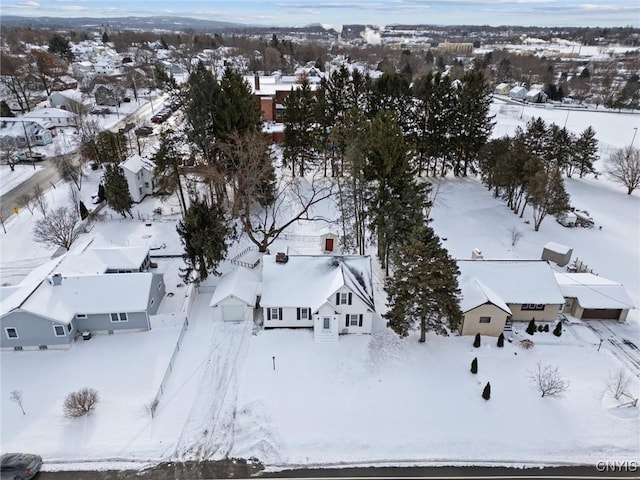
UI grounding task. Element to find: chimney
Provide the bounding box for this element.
[275,252,289,264]
[471,248,483,260]
[50,273,63,286]
[254,74,260,92]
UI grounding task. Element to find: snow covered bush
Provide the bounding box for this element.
[607,369,631,400]
[473,333,481,348]
[553,322,562,337]
[482,382,491,400]
[497,333,505,347]
[471,357,478,374]
[526,320,536,335]
[64,388,98,417]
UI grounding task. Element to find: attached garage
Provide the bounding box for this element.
[210,267,259,322]
[580,308,623,320]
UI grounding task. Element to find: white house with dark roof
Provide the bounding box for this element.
[554,272,635,321]
[457,259,565,336]
[260,254,375,342]
[210,267,259,322]
[120,154,157,203]
[0,247,165,351]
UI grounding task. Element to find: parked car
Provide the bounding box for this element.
[135,126,154,136]
[0,453,42,479]
[17,152,46,162]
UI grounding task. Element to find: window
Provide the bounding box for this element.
[53,325,65,337]
[39,345,48,350]
[323,317,331,330]
[76,313,87,319]
[339,293,348,305]
[110,312,128,322]
[349,314,359,326]
[300,308,308,320]
[5,327,18,339]
[479,316,491,324]
[270,308,279,320]
[522,304,545,311]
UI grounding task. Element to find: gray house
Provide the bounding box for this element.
[94,84,125,106]
[1,248,165,351]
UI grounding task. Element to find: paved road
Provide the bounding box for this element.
[36,462,640,479]
[0,158,62,222]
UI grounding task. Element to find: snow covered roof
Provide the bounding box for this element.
[23,108,76,119]
[544,242,571,254]
[261,255,374,312]
[120,154,155,174]
[459,277,511,315]
[457,260,565,305]
[56,246,149,275]
[210,267,259,307]
[510,86,527,93]
[554,272,635,310]
[20,272,154,324]
[49,89,84,102]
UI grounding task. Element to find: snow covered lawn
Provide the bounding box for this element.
[0,164,41,196]
[232,327,639,467]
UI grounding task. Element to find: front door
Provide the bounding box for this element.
[325,238,334,252]
[323,317,331,330]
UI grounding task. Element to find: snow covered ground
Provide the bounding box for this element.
[0,164,42,196]
[0,102,638,470]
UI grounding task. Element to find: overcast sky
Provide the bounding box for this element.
[2,0,639,28]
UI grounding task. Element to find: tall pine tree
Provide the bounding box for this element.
[103,164,133,218]
[176,197,233,283]
[384,224,462,342]
[573,126,598,178]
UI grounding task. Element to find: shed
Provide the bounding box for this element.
[210,267,259,322]
[541,242,573,267]
[509,86,527,100]
[494,83,511,95]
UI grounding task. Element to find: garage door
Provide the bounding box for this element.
[222,305,245,322]
[582,308,621,320]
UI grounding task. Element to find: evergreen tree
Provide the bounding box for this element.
[553,322,562,337]
[384,224,462,343]
[497,332,505,347]
[103,164,133,218]
[97,183,105,203]
[526,319,536,335]
[176,197,233,283]
[364,110,426,274]
[474,333,481,348]
[547,124,574,173]
[0,100,14,117]
[527,164,570,231]
[48,34,73,61]
[154,130,188,215]
[160,37,169,49]
[102,31,110,43]
[79,201,89,220]
[573,127,598,178]
[283,76,317,177]
[482,382,491,400]
[471,357,478,374]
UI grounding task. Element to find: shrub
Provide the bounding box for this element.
[473,333,481,348]
[471,357,478,374]
[528,363,569,397]
[537,324,544,332]
[520,339,535,349]
[482,382,491,400]
[79,201,89,220]
[63,388,98,417]
[497,333,504,347]
[526,320,536,335]
[553,322,562,337]
[543,324,549,332]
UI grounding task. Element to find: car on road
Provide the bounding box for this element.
[0,453,42,479]
[17,152,46,162]
[135,126,154,136]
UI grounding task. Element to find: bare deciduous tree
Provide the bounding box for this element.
[54,148,83,190]
[33,206,89,251]
[509,226,524,246]
[10,390,25,414]
[32,184,48,217]
[607,368,631,400]
[16,193,34,214]
[63,388,98,417]
[529,362,570,397]
[606,146,640,195]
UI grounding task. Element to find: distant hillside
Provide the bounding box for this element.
[0,15,250,31]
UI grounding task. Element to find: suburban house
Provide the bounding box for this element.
[509,86,528,100]
[0,246,165,351]
[0,118,52,147]
[494,82,511,95]
[554,272,635,321]
[49,89,89,114]
[120,154,157,203]
[94,84,125,106]
[457,259,565,336]
[210,267,259,322]
[22,107,77,128]
[260,254,375,342]
[525,89,548,103]
[94,58,116,75]
[71,61,95,78]
[51,75,79,91]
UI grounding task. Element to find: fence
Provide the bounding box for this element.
[229,245,261,269]
[148,283,197,418]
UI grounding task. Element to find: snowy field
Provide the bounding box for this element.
[0,164,42,196]
[0,102,639,470]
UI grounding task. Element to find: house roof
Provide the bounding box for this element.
[23,108,76,119]
[460,277,512,315]
[554,272,635,310]
[261,255,374,312]
[210,267,259,307]
[20,272,154,324]
[457,260,565,305]
[510,86,527,94]
[543,242,571,255]
[56,245,149,275]
[120,154,155,174]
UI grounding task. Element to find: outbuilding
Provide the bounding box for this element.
[210,267,259,322]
